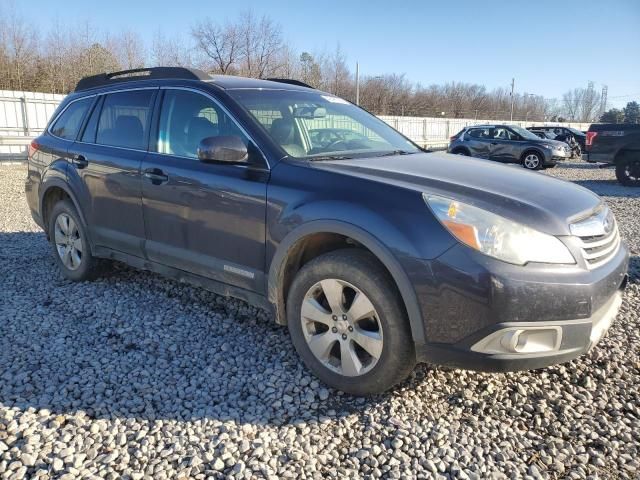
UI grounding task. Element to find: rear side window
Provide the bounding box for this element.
[96,90,155,149]
[50,97,93,140]
[467,128,491,139]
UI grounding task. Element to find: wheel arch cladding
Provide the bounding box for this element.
[40,179,86,236]
[267,220,427,346]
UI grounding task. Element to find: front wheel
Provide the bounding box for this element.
[522,152,543,170]
[615,156,640,186]
[287,249,415,395]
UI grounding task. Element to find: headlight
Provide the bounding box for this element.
[424,194,575,265]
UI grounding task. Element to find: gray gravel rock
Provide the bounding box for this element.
[0,160,639,479]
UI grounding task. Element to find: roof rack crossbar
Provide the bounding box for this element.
[75,67,211,92]
[266,78,314,89]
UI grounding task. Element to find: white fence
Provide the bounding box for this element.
[0,90,65,158]
[0,90,592,159]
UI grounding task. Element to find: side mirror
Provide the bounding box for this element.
[197,136,248,164]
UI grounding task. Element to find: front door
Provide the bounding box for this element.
[141,88,269,293]
[489,127,519,163]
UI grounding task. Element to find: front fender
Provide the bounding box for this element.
[267,218,428,346]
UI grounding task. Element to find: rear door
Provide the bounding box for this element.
[465,127,492,158]
[141,87,269,293]
[67,88,157,257]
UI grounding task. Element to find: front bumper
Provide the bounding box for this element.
[409,240,629,371]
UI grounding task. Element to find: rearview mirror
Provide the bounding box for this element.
[197,136,248,164]
[293,106,326,119]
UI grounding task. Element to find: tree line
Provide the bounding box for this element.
[0,7,634,123]
[599,102,640,124]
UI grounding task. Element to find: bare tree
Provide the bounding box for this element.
[237,11,283,78]
[191,19,240,74]
[112,30,146,70]
[150,31,192,68]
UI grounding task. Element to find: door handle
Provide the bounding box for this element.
[72,154,88,169]
[143,168,169,184]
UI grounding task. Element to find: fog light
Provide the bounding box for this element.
[472,326,562,355]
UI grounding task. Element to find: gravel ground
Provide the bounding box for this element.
[0,160,638,480]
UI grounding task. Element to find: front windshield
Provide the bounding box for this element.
[510,125,543,140]
[567,127,584,135]
[228,89,420,159]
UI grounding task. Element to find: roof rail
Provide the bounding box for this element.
[266,78,314,89]
[75,67,211,92]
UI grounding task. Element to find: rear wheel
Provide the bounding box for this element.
[615,155,640,186]
[452,148,469,156]
[522,151,543,170]
[287,249,415,395]
[49,200,101,281]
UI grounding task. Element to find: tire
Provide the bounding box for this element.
[287,249,415,395]
[522,151,543,170]
[48,199,101,281]
[615,155,640,187]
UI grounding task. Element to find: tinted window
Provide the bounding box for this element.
[80,96,104,143]
[158,89,248,159]
[50,97,92,140]
[96,90,155,149]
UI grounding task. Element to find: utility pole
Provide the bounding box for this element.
[355,62,360,106]
[510,77,515,121]
[599,85,608,117]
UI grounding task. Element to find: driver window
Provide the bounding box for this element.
[492,128,508,140]
[158,90,248,159]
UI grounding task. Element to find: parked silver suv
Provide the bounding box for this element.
[448,124,571,170]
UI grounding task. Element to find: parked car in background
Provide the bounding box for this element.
[25,68,629,395]
[448,124,571,170]
[585,123,640,186]
[527,126,587,151]
[531,130,557,140]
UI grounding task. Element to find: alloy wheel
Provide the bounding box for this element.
[524,154,540,169]
[300,279,383,377]
[54,213,83,270]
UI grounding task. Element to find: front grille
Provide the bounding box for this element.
[571,208,621,269]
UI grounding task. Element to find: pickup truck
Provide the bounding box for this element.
[585,123,640,186]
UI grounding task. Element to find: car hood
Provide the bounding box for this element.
[310,152,602,236]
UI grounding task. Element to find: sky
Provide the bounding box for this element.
[10,0,640,107]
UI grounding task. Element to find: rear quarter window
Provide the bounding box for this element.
[50,97,93,140]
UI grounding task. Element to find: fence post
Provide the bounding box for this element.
[445,120,450,140]
[19,96,29,136]
[423,118,427,144]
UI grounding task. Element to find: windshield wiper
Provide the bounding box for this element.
[308,155,353,161]
[375,150,418,157]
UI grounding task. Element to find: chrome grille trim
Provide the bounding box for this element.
[571,208,620,269]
